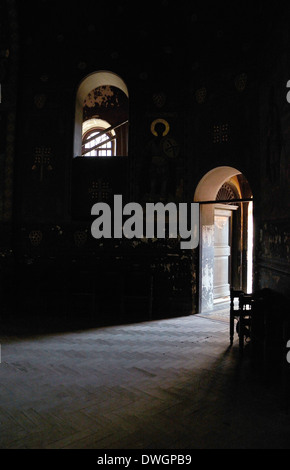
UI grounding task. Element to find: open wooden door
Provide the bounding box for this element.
[213,205,238,302]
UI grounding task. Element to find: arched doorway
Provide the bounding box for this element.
[194,166,253,313]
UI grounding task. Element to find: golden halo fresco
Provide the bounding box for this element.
[150,119,170,137]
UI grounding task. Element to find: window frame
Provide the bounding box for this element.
[82,127,116,157]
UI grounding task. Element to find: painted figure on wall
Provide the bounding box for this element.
[148,120,170,200]
[145,119,179,202]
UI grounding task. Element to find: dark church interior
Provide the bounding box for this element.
[0,0,290,450]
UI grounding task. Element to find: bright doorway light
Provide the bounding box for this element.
[247,201,253,293]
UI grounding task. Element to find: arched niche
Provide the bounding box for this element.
[73,71,129,157]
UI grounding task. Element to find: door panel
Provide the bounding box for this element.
[213,211,232,300]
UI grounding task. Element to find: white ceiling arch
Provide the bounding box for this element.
[194,166,242,202]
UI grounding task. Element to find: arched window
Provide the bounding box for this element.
[74,71,129,158]
[83,129,115,157]
[82,118,116,157]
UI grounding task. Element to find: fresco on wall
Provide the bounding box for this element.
[142,119,180,203]
[83,85,129,126]
[262,78,290,220]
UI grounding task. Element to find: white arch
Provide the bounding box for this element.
[194,166,242,202]
[74,71,129,157]
[82,118,116,137]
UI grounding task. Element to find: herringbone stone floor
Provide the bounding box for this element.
[0,314,289,449]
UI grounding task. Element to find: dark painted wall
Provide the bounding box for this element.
[0,1,289,327]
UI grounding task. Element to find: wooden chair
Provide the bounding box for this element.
[238,293,254,352]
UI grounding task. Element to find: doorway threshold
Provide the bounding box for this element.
[198,297,231,322]
[214,296,230,305]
